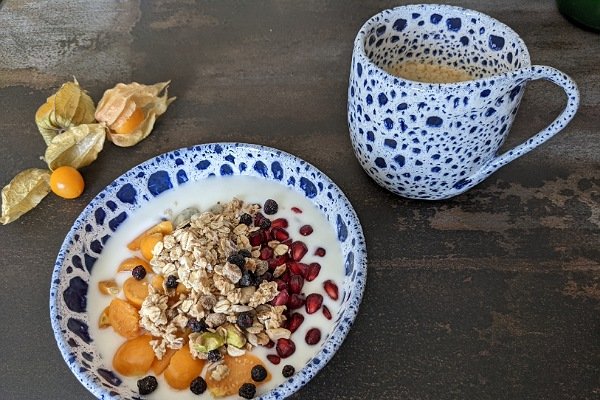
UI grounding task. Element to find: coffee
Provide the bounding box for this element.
[385,61,472,83]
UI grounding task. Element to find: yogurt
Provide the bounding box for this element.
[88,175,344,399]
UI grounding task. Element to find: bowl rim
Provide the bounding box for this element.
[49,142,368,399]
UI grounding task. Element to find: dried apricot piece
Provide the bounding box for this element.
[164,347,205,390]
[113,335,155,376]
[98,279,119,296]
[206,353,271,397]
[151,275,165,292]
[108,298,141,338]
[117,257,151,274]
[139,232,163,261]
[123,277,149,308]
[127,220,173,251]
[98,306,110,329]
[150,347,177,376]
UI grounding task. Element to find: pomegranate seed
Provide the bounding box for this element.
[305,293,323,314]
[281,238,292,246]
[268,255,288,269]
[276,338,296,358]
[322,305,332,320]
[323,280,339,300]
[271,218,289,228]
[254,212,265,226]
[271,290,289,306]
[280,270,291,283]
[291,207,302,214]
[260,246,273,260]
[305,262,321,281]
[288,313,305,333]
[249,231,263,247]
[299,225,313,236]
[271,227,290,241]
[287,293,305,309]
[288,261,307,276]
[291,241,308,261]
[314,247,326,257]
[275,279,288,291]
[263,228,273,242]
[305,328,322,345]
[289,275,304,294]
[267,354,280,364]
[264,341,275,349]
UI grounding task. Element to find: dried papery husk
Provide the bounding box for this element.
[0,168,51,225]
[44,123,107,170]
[35,79,96,145]
[95,81,175,147]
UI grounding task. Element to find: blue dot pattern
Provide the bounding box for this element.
[49,143,367,400]
[348,4,579,199]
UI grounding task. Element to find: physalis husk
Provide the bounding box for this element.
[44,123,106,170]
[95,81,175,147]
[35,79,96,145]
[0,168,51,225]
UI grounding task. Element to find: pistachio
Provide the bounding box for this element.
[225,323,247,348]
[191,332,225,353]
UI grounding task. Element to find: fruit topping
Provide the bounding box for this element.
[236,312,254,329]
[251,365,268,382]
[190,376,208,395]
[305,328,322,345]
[131,265,146,280]
[305,262,321,282]
[263,199,278,215]
[314,247,326,257]
[239,213,253,226]
[113,335,154,376]
[227,253,246,268]
[137,375,158,395]
[266,354,281,365]
[288,313,304,333]
[323,280,339,300]
[165,274,178,289]
[187,318,208,333]
[305,293,323,314]
[299,224,313,236]
[276,338,296,358]
[290,241,308,261]
[239,382,257,399]
[207,349,222,363]
[282,364,295,378]
[322,305,332,320]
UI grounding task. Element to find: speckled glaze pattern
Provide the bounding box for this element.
[348,4,579,200]
[49,143,367,400]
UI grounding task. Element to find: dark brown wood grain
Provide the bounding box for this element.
[0,1,598,399]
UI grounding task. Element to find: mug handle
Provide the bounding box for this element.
[451,65,579,195]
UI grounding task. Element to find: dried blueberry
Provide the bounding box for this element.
[190,376,207,395]
[165,274,178,289]
[137,375,158,395]
[251,365,268,382]
[282,364,295,378]
[207,349,222,363]
[187,318,208,333]
[227,253,246,268]
[239,213,253,226]
[263,199,278,215]
[239,383,256,399]
[237,312,254,329]
[238,249,252,258]
[259,218,271,229]
[132,265,146,280]
[238,270,257,287]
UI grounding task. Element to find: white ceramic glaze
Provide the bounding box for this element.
[348,4,580,199]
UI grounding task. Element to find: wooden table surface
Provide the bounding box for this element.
[0,1,598,399]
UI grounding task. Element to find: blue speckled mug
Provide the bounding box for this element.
[348,4,579,200]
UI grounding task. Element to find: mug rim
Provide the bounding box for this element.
[354,4,532,88]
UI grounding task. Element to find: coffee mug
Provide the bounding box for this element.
[348,4,579,200]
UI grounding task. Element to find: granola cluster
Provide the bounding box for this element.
[139,199,289,380]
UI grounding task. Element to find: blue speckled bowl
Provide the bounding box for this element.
[50,143,367,399]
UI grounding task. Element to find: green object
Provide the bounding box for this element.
[225,324,247,348]
[557,0,600,31]
[192,332,225,353]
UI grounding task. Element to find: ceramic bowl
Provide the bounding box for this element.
[50,143,367,399]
